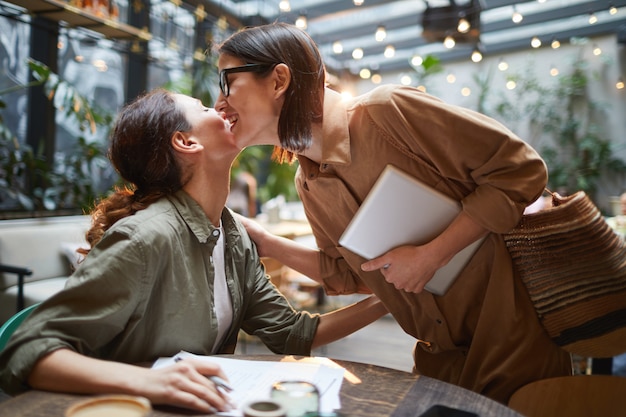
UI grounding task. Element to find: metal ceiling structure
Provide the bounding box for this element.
[204,0,626,76]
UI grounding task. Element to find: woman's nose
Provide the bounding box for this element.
[214,94,227,112]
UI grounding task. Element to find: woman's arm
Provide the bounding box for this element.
[312,295,388,349]
[28,349,232,413]
[237,214,323,283]
[362,211,488,293]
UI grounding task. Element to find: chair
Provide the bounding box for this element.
[0,263,33,313]
[0,303,39,352]
[508,375,626,417]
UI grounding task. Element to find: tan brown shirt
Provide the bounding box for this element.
[296,86,571,403]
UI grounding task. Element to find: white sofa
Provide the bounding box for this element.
[0,215,90,324]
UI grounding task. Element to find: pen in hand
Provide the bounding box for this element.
[173,356,234,392]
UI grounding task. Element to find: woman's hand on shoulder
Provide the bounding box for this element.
[234,213,274,257]
[138,358,233,413]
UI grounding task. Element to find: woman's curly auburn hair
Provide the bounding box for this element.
[79,88,192,256]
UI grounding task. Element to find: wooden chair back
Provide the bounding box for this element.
[508,375,626,417]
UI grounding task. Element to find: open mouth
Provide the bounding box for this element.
[226,115,238,131]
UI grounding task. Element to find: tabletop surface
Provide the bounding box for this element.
[0,355,522,417]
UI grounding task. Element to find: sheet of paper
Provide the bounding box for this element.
[153,351,345,416]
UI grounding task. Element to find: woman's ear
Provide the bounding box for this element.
[172,131,203,153]
[273,63,291,98]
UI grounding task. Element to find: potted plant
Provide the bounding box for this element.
[491,49,626,206]
[0,59,113,218]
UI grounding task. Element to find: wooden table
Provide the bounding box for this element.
[0,355,521,417]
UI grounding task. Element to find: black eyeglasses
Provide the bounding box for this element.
[219,63,275,97]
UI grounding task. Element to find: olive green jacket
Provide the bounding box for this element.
[0,191,318,394]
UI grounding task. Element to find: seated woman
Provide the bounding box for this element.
[0,89,387,413]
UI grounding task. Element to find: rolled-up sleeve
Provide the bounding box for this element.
[0,232,143,394]
[368,86,547,233]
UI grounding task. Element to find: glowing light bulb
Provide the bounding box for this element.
[457,18,470,34]
[444,35,455,49]
[279,0,290,12]
[471,49,483,63]
[531,37,542,48]
[375,26,386,42]
[411,54,423,67]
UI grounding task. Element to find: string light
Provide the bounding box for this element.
[551,38,561,49]
[193,48,205,61]
[359,68,371,79]
[471,46,483,63]
[295,15,307,29]
[400,75,412,85]
[609,3,618,15]
[375,25,386,42]
[617,78,625,90]
[332,41,343,54]
[352,48,364,59]
[506,80,516,90]
[353,0,364,5]
[461,87,471,96]
[498,58,509,71]
[217,15,228,31]
[592,44,602,55]
[194,4,207,21]
[371,73,382,84]
[279,0,290,12]
[531,36,542,48]
[446,73,456,83]
[512,6,523,23]
[457,15,470,33]
[410,54,423,67]
[588,11,598,24]
[384,45,395,58]
[550,65,559,76]
[444,35,456,49]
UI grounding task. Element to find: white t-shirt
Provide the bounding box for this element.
[211,223,233,352]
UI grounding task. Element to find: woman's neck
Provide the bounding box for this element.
[184,167,231,226]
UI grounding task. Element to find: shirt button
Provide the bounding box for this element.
[436,319,443,325]
[212,229,220,237]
